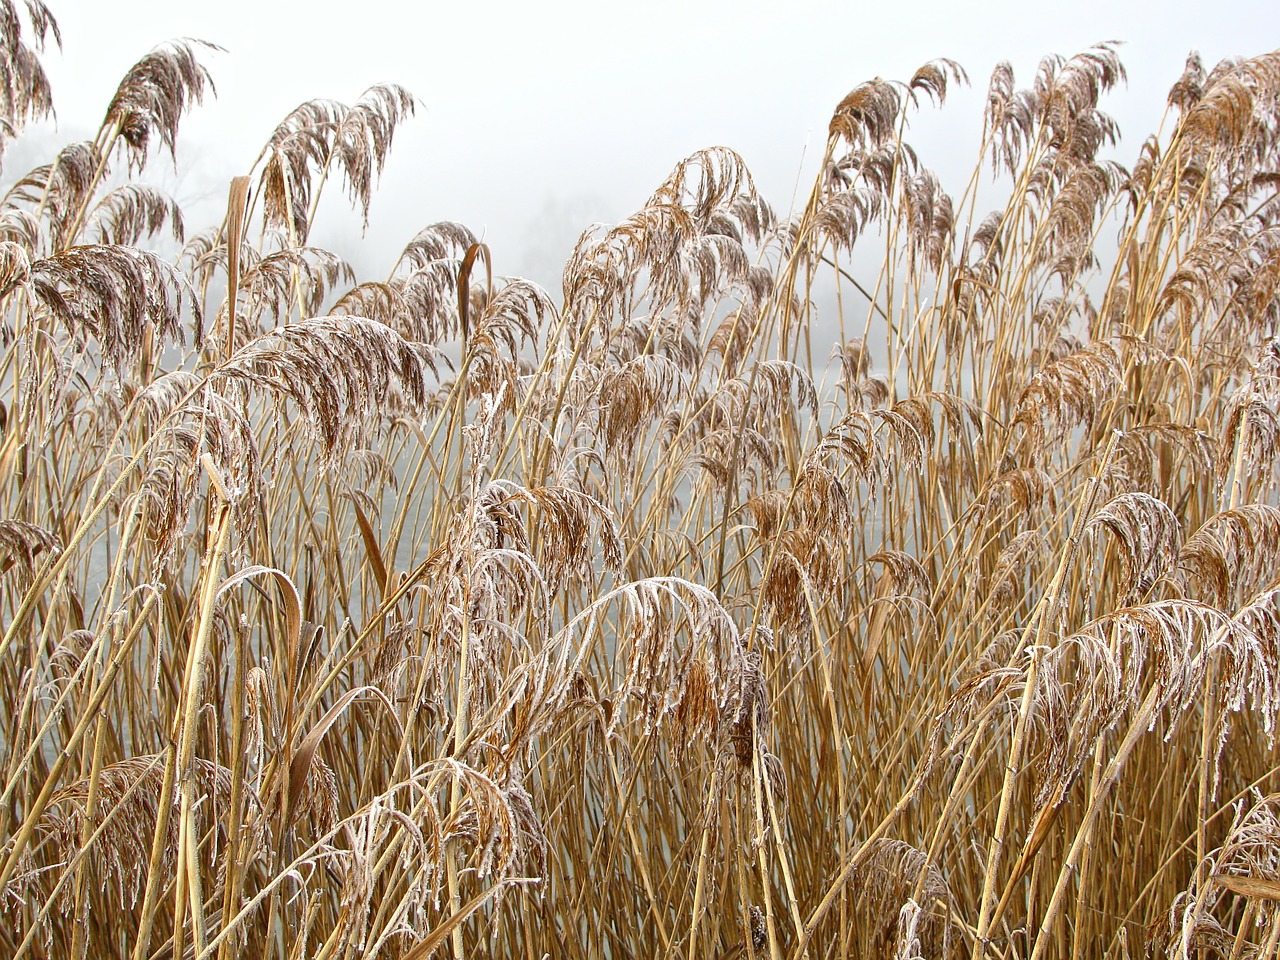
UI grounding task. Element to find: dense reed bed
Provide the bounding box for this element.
[3,4,1280,957]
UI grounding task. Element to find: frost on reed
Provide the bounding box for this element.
[3,6,1280,959]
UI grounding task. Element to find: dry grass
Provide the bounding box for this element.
[2,6,1280,958]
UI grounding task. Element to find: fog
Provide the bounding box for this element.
[20,0,1280,291]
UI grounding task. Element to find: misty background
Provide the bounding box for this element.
[10,0,1280,295]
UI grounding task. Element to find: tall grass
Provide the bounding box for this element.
[2,5,1280,957]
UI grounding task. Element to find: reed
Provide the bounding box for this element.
[2,6,1280,957]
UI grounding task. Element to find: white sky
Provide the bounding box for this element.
[16,0,1280,288]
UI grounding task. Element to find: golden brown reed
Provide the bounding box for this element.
[2,7,1280,959]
